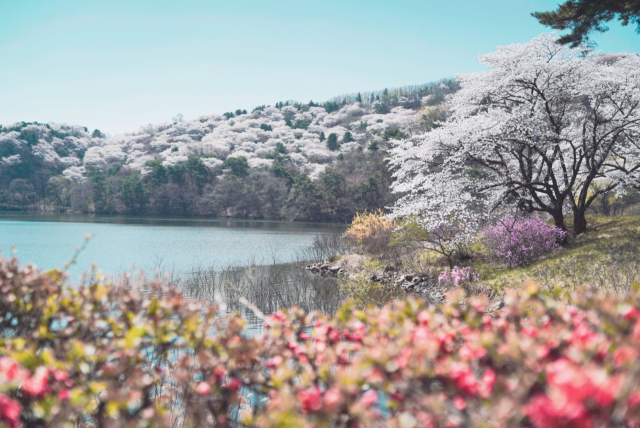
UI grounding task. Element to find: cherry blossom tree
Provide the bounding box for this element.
[390,34,640,237]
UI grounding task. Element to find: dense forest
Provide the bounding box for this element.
[0,79,458,222]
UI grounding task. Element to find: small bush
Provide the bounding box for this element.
[438,265,479,288]
[393,217,472,267]
[343,210,394,257]
[483,216,567,267]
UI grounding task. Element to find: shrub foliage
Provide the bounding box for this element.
[2,257,640,427]
[342,210,395,257]
[483,216,568,267]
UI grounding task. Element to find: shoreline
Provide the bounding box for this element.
[0,211,349,230]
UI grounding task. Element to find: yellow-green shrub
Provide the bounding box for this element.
[343,210,394,257]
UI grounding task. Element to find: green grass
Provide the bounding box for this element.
[477,215,640,293]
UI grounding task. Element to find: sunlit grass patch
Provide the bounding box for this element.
[478,215,640,293]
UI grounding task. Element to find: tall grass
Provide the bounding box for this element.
[181,261,343,329]
[297,231,347,262]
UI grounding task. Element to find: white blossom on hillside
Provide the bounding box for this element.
[62,166,87,182]
[390,33,640,237]
[0,154,21,166]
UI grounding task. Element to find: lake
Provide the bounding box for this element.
[0,213,346,280]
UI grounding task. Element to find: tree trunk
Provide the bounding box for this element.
[573,210,587,236]
[601,192,611,216]
[551,210,569,245]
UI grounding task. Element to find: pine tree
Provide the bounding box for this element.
[533,0,640,47]
[326,133,339,151]
[342,131,354,143]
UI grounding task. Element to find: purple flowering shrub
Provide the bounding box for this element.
[438,266,480,288]
[483,216,568,267]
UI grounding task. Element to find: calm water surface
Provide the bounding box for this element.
[0,213,345,280]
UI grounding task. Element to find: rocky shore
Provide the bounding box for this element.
[305,260,451,303]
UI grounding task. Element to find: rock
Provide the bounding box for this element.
[404,274,414,281]
[395,275,406,284]
[329,265,341,274]
[320,264,330,271]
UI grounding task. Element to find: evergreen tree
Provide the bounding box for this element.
[326,133,339,151]
[223,156,249,177]
[121,172,148,214]
[319,132,325,142]
[274,142,287,155]
[533,0,640,46]
[145,160,168,186]
[186,156,208,188]
[342,131,354,143]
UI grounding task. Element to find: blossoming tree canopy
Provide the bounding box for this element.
[389,33,640,236]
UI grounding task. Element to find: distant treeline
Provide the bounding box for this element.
[260,78,460,115]
[0,78,464,222]
[0,147,393,223]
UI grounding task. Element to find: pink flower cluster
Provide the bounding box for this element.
[438,266,480,287]
[0,357,71,428]
[483,215,567,266]
[250,285,640,427]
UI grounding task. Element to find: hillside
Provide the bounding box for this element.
[0,79,457,221]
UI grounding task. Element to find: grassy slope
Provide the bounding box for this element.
[476,215,640,293]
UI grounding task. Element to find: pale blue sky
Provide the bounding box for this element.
[1,0,638,134]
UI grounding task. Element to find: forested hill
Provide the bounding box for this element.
[0,79,457,222]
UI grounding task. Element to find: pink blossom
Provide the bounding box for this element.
[438,266,479,287]
[0,394,21,428]
[196,382,211,395]
[323,388,342,412]
[359,390,378,407]
[453,396,466,411]
[22,367,49,398]
[299,387,323,413]
[0,358,20,381]
[266,355,283,368]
